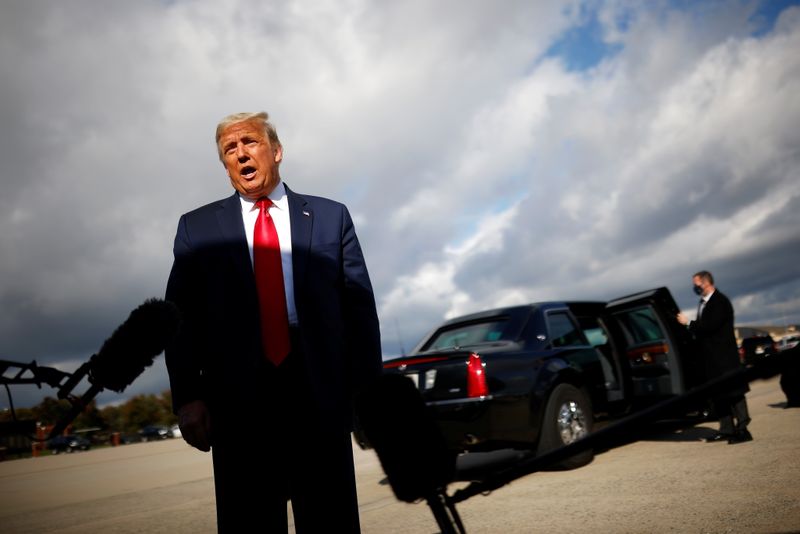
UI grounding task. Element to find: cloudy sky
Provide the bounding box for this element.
[2,0,799,409]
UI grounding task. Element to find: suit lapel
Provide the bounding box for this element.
[701,292,720,326]
[214,186,311,319]
[215,192,258,298]
[286,183,312,291]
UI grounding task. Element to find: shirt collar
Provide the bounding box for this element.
[238,181,288,213]
[702,289,715,303]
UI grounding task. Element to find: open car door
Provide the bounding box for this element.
[606,287,701,399]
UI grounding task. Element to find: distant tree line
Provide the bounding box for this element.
[0,390,177,435]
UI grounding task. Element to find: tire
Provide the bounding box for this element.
[536,383,594,469]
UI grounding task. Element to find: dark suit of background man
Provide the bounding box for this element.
[165,111,382,533]
[677,270,752,445]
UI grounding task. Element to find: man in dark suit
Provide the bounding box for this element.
[165,112,382,532]
[677,270,752,444]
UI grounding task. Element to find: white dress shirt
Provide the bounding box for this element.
[239,181,297,325]
[698,289,714,319]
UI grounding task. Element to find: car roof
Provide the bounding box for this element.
[434,300,612,327]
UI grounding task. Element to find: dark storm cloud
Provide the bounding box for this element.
[1,1,799,409]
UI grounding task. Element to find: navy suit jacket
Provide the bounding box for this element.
[165,183,382,431]
[689,289,747,397]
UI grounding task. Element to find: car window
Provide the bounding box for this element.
[546,312,586,348]
[423,317,509,351]
[576,316,609,347]
[613,306,664,345]
[780,335,799,348]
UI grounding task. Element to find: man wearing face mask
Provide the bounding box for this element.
[677,271,752,444]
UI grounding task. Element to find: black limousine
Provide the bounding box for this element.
[362,287,706,468]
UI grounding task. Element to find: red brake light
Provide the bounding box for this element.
[466,353,489,398]
[627,343,668,364]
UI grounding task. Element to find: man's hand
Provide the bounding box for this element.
[177,400,212,452]
[676,313,689,326]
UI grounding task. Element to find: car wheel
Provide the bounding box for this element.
[536,383,594,469]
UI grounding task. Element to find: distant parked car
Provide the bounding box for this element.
[48,434,91,454]
[739,335,778,365]
[120,433,141,444]
[778,334,800,352]
[167,424,182,439]
[139,425,169,441]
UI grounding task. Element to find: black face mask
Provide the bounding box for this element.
[693,285,704,296]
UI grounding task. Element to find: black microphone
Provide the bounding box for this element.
[89,298,181,392]
[49,299,180,438]
[355,374,456,503]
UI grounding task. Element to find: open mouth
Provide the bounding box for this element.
[241,166,257,179]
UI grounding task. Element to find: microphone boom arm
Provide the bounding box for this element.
[0,298,180,442]
[2,358,107,440]
[0,359,75,390]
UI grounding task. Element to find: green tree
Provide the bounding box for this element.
[74,401,106,430]
[13,390,181,437]
[158,390,178,426]
[120,394,163,433]
[99,404,125,433]
[0,406,34,423]
[30,397,72,428]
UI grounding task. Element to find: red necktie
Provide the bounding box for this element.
[254,198,290,365]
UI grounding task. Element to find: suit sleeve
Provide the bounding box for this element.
[165,215,206,413]
[340,207,383,392]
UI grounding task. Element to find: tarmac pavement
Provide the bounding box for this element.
[0,376,798,533]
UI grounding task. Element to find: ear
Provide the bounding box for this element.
[274,144,283,164]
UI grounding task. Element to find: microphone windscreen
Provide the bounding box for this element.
[355,374,456,502]
[89,299,180,392]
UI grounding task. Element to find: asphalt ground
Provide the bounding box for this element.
[1,376,798,533]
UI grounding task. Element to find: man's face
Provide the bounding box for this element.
[692,276,710,297]
[219,120,282,200]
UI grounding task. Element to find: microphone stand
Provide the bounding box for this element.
[0,358,104,440]
[1,299,179,442]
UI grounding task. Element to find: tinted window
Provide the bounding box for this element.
[576,315,609,347]
[547,312,585,348]
[614,306,664,344]
[423,317,509,351]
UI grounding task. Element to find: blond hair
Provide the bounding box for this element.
[215,112,281,160]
